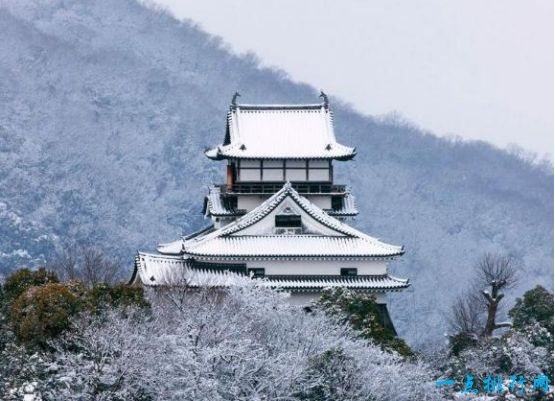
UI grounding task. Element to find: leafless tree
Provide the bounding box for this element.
[49,246,123,287]
[478,253,517,337]
[447,292,484,336]
[82,247,121,287]
[448,253,518,338]
[48,248,79,281]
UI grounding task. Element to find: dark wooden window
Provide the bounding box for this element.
[340,268,358,276]
[248,268,265,278]
[331,196,343,210]
[275,214,302,227]
[225,195,238,210]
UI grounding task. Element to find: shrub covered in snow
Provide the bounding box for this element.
[2,279,443,401]
[433,286,554,400]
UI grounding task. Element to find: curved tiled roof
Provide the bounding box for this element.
[325,191,358,217]
[131,252,408,291]
[184,183,403,259]
[186,236,400,259]
[157,225,215,255]
[205,103,355,160]
[202,186,246,217]
[203,185,358,218]
[264,274,409,291]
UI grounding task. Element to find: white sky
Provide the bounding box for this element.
[153,0,553,160]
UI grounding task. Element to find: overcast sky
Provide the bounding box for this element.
[153,0,553,160]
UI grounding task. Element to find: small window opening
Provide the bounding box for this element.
[331,196,343,210]
[248,268,265,278]
[275,214,302,227]
[340,268,358,276]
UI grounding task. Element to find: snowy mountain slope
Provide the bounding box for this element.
[0,0,552,343]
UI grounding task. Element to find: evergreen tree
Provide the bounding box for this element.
[316,288,413,358]
[509,285,553,333]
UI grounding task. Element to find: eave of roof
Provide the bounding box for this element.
[132,252,409,291]
[184,183,403,258]
[232,103,324,110]
[263,274,410,291]
[185,236,403,259]
[205,102,356,161]
[203,186,247,217]
[203,185,358,218]
[205,147,356,161]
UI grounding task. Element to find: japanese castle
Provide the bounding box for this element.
[130,93,409,307]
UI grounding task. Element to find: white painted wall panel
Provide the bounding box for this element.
[240,160,261,168]
[285,169,305,181]
[262,169,283,181]
[308,169,329,181]
[238,169,261,181]
[246,260,388,275]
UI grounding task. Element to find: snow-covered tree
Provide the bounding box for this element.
[26,282,443,401]
[432,285,554,401]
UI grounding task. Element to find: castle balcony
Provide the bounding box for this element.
[220,182,347,195]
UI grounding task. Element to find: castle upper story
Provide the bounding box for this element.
[203,93,358,227]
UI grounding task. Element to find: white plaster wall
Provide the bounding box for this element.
[212,217,236,229]
[237,194,332,211]
[238,169,261,181]
[262,169,283,181]
[237,195,268,210]
[306,195,331,209]
[285,169,305,181]
[245,260,387,275]
[308,169,329,181]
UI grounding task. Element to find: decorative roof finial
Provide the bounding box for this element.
[319,90,329,108]
[231,91,241,106]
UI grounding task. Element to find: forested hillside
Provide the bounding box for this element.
[0,0,552,343]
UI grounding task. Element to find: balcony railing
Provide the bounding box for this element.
[220,183,346,194]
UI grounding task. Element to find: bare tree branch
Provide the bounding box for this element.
[48,246,123,287]
[476,253,518,291]
[449,253,519,338]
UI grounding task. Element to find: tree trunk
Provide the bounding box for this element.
[482,280,508,337]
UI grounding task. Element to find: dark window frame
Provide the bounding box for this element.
[340,268,358,276]
[275,214,302,227]
[331,196,343,210]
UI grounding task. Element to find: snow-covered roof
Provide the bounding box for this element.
[205,103,356,160]
[326,192,358,217]
[131,252,242,287]
[157,225,215,255]
[185,236,398,259]
[265,274,409,291]
[202,185,358,218]
[202,186,246,217]
[157,240,183,255]
[131,252,409,291]
[184,183,403,259]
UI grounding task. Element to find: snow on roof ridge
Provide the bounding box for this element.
[205,100,355,160]
[184,183,403,255]
[233,103,325,109]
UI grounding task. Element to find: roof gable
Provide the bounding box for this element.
[183,183,403,258]
[236,197,342,237]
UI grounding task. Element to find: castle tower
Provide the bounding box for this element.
[131,94,409,320]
